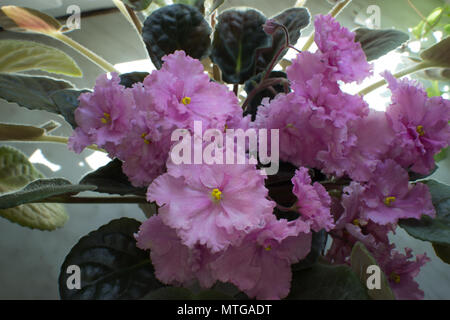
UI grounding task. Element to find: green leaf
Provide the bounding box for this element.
[354,28,409,61]
[142,4,212,69]
[0,123,45,141]
[59,218,164,299]
[0,73,73,113]
[50,89,90,128]
[399,180,450,246]
[207,0,225,15]
[0,5,62,34]
[0,178,96,209]
[0,40,82,77]
[412,7,444,39]
[121,0,152,11]
[350,242,395,300]
[211,8,271,84]
[432,243,450,264]
[420,36,450,68]
[445,24,450,35]
[79,159,146,196]
[0,145,68,230]
[288,263,369,300]
[142,287,193,300]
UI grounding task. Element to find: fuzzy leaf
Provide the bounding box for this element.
[0,40,82,77]
[354,28,409,61]
[0,123,45,141]
[79,159,146,196]
[211,8,271,84]
[351,242,395,300]
[50,89,90,128]
[59,218,164,299]
[0,73,73,113]
[0,145,68,230]
[0,5,62,34]
[142,4,211,69]
[420,36,450,68]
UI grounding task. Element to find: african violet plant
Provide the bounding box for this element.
[0,0,449,300]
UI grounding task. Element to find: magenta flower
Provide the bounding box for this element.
[69,73,134,153]
[314,14,372,83]
[360,160,435,225]
[135,215,217,288]
[143,50,242,131]
[147,156,275,253]
[211,214,311,299]
[384,71,450,175]
[376,248,430,300]
[291,167,335,232]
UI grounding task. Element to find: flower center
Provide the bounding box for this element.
[181,96,191,105]
[264,245,272,251]
[211,188,222,202]
[384,196,396,207]
[352,219,360,226]
[390,272,401,284]
[101,112,111,124]
[141,133,151,145]
[416,125,425,137]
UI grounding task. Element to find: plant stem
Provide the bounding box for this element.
[358,61,435,96]
[33,196,147,204]
[112,0,143,34]
[301,0,352,51]
[53,33,119,73]
[24,135,105,152]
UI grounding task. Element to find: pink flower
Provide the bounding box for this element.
[135,215,217,288]
[211,214,311,299]
[314,14,372,83]
[69,73,134,153]
[291,167,335,232]
[147,155,275,253]
[384,71,450,175]
[143,50,242,131]
[360,160,435,225]
[376,248,430,300]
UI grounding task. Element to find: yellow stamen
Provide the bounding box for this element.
[416,125,425,137]
[390,272,401,284]
[264,245,272,251]
[141,133,150,145]
[181,96,191,105]
[211,188,222,202]
[223,124,228,132]
[101,112,111,124]
[352,219,360,226]
[286,123,294,129]
[384,196,396,207]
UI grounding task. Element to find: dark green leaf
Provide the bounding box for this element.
[0,178,96,209]
[142,287,193,300]
[119,71,149,88]
[354,28,409,61]
[292,229,327,271]
[211,8,271,84]
[257,7,310,73]
[399,180,450,246]
[432,243,450,264]
[350,242,395,300]
[0,73,72,113]
[50,89,90,128]
[142,4,211,69]
[288,263,369,300]
[121,0,152,11]
[79,159,146,196]
[59,218,164,299]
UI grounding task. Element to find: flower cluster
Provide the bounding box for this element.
[70,14,450,300]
